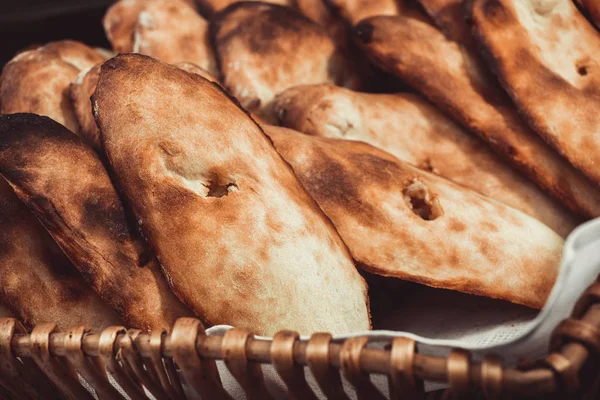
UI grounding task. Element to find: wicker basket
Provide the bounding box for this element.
[1,275,600,399]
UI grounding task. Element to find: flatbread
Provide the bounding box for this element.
[103,0,200,52]
[354,15,600,218]
[69,61,219,151]
[273,83,580,237]
[0,176,120,331]
[43,40,106,71]
[93,54,370,335]
[0,114,193,331]
[264,125,563,309]
[196,0,292,18]
[0,48,80,133]
[211,2,359,122]
[469,0,600,187]
[133,0,217,75]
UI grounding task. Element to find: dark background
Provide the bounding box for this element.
[0,0,113,67]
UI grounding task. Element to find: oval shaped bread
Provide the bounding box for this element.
[469,0,600,187]
[133,0,217,75]
[0,48,80,133]
[93,54,370,335]
[354,15,600,219]
[0,113,193,331]
[0,175,120,330]
[69,61,218,151]
[273,84,579,237]
[42,40,106,71]
[211,2,359,122]
[264,125,563,309]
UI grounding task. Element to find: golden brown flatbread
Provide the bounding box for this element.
[196,0,292,17]
[0,48,80,133]
[93,54,370,335]
[103,0,146,53]
[469,0,600,187]
[133,0,217,74]
[211,2,359,122]
[103,0,204,53]
[42,40,106,71]
[264,125,563,309]
[69,61,219,151]
[273,83,580,237]
[0,113,193,331]
[0,176,120,331]
[354,15,600,218]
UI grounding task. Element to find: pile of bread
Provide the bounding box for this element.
[1,0,599,336]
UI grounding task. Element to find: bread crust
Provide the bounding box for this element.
[355,15,600,218]
[0,174,120,330]
[0,48,80,133]
[265,125,563,309]
[0,113,193,331]
[469,0,600,187]
[274,83,580,236]
[93,54,370,335]
[211,2,358,122]
[133,0,217,75]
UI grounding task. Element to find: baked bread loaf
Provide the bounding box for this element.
[93,54,370,335]
[264,125,563,309]
[273,83,579,237]
[469,0,600,187]
[211,2,359,122]
[69,61,217,151]
[41,40,106,71]
[354,14,600,219]
[0,113,193,331]
[0,48,80,133]
[133,0,217,74]
[0,174,120,330]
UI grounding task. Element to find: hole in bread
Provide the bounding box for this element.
[203,181,238,198]
[403,178,443,221]
[578,66,588,76]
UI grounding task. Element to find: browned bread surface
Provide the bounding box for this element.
[274,83,580,237]
[93,54,370,335]
[211,2,358,122]
[469,0,600,187]
[354,14,600,218]
[69,61,219,152]
[265,125,563,309]
[0,48,80,133]
[0,114,193,331]
[0,172,120,331]
[133,0,217,74]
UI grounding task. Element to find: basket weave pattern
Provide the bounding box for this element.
[2,276,600,399]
